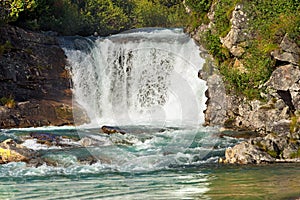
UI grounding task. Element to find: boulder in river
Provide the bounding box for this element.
[101,125,126,135]
[0,139,32,164]
[221,132,300,164]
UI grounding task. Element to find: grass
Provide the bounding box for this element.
[290,148,300,159]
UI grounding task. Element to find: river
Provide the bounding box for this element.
[0,28,299,199]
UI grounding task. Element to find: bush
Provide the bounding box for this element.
[0,96,16,108]
[0,0,36,23]
[12,0,188,35]
[185,0,212,13]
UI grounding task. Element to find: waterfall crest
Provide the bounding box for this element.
[62,28,207,127]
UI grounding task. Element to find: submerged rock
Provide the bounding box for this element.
[29,132,60,145]
[101,126,126,135]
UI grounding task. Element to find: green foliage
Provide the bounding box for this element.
[133,0,168,27]
[290,114,300,134]
[290,148,300,159]
[9,0,188,35]
[185,0,212,13]
[201,30,230,64]
[267,150,278,158]
[213,0,240,37]
[83,0,130,35]
[187,0,300,100]
[0,0,36,23]
[0,41,13,56]
[0,96,15,108]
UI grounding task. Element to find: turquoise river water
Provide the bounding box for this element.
[0,127,299,200]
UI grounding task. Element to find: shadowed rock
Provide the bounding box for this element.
[101,125,126,135]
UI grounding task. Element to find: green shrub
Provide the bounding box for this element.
[184,0,212,13]
[12,0,188,35]
[213,0,240,37]
[0,41,13,56]
[201,30,230,64]
[0,0,36,23]
[0,96,15,108]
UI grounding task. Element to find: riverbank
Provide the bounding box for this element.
[187,1,300,164]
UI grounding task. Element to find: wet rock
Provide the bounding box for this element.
[222,132,300,164]
[29,132,60,146]
[0,139,33,164]
[42,154,77,167]
[78,136,110,147]
[101,126,126,135]
[204,74,228,126]
[0,25,89,128]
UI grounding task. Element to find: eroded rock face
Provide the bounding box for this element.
[0,25,89,128]
[204,74,228,126]
[0,100,87,128]
[189,1,300,164]
[265,64,300,111]
[0,25,69,102]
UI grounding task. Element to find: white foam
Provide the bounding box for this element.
[8,126,76,131]
[63,28,207,128]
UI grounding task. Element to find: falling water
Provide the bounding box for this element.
[62,28,207,127]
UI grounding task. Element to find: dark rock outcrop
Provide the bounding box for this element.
[101,125,126,135]
[0,25,88,128]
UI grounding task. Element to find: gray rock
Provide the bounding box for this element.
[224,141,275,164]
[220,4,250,57]
[265,64,300,91]
[280,34,300,54]
[271,34,300,66]
[204,74,228,125]
[222,131,300,164]
[272,51,300,66]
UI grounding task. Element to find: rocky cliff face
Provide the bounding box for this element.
[190,3,300,163]
[0,25,88,128]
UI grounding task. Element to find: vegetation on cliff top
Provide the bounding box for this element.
[1,0,299,100]
[0,0,189,36]
[186,0,300,99]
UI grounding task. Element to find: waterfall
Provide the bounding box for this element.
[62,28,207,127]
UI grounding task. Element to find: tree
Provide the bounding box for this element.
[0,0,36,23]
[83,0,130,35]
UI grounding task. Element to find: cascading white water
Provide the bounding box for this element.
[62,28,207,127]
